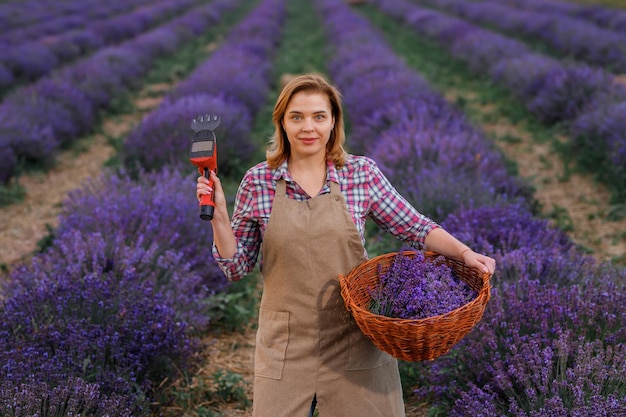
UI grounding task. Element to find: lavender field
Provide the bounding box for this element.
[1,0,625,415]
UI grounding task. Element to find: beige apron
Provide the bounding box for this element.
[252,179,405,417]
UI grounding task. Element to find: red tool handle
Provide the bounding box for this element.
[199,168,215,221]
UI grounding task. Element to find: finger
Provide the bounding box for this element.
[475,259,490,275]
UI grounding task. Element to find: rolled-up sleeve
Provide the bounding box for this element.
[212,174,263,281]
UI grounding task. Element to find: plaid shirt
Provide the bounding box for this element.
[213,154,439,281]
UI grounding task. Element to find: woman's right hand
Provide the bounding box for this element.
[197,171,237,258]
[196,171,228,221]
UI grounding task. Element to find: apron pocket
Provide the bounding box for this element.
[255,310,290,380]
[346,321,395,371]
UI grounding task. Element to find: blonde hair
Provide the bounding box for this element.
[266,73,347,169]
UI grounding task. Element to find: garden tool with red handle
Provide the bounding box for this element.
[190,113,220,221]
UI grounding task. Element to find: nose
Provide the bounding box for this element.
[302,117,314,131]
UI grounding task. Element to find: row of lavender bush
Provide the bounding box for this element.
[0,0,149,32]
[317,0,626,414]
[415,0,626,73]
[0,0,152,42]
[478,0,626,36]
[373,0,626,205]
[0,0,241,187]
[0,0,288,414]
[0,0,200,89]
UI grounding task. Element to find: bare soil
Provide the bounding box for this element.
[1,77,623,417]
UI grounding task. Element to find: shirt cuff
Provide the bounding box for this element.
[211,243,244,281]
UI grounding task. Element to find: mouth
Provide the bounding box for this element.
[299,137,317,145]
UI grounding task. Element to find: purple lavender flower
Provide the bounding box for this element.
[369,252,476,319]
[1,250,197,410]
[0,107,58,167]
[489,53,561,101]
[409,265,626,415]
[0,377,134,417]
[527,64,625,124]
[449,336,626,416]
[2,41,58,80]
[450,30,531,74]
[0,88,79,142]
[55,167,228,299]
[369,111,531,220]
[570,101,626,202]
[0,63,14,91]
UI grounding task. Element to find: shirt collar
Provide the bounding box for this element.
[272,159,340,185]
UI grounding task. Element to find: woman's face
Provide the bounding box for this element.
[282,90,334,162]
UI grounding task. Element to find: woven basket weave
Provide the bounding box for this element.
[339,251,491,362]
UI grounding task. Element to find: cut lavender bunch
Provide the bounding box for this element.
[369,251,476,320]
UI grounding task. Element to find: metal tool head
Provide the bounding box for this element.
[191,113,221,133]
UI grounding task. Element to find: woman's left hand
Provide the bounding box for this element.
[462,250,496,276]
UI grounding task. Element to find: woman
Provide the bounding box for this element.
[197,73,495,416]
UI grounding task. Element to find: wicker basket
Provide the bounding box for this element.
[339,251,491,362]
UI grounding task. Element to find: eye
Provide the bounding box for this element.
[315,114,326,121]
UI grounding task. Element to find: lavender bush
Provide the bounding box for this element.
[441,204,597,286]
[526,64,626,124]
[499,0,626,36]
[0,377,133,417]
[167,45,274,118]
[451,336,626,416]
[450,30,530,74]
[5,227,213,332]
[2,79,98,144]
[370,252,475,319]
[54,167,227,302]
[0,109,58,172]
[423,271,626,416]
[570,101,626,203]
[1,245,196,414]
[489,53,561,102]
[404,204,626,414]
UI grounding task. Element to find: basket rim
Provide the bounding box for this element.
[339,250,492,324]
